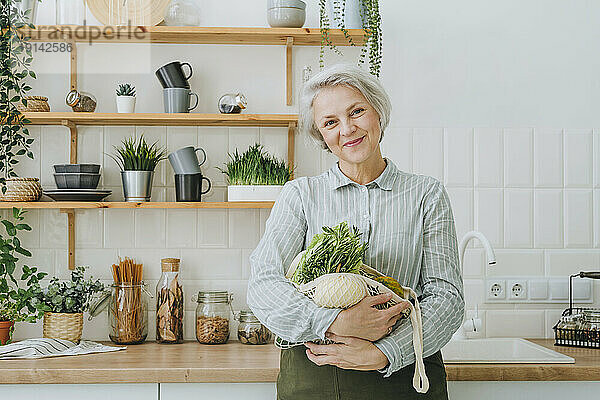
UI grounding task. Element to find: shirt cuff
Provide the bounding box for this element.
[311,307,343,341]
[374,318,413,377]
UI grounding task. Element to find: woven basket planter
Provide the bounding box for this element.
[16,96,50,112]
[43,312,84,343]
[0,178,42,202]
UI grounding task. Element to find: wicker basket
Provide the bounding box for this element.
[16,96,50,112]
[43,312,84,343]
[0,178,42,202]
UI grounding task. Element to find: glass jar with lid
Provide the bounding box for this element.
[218,93,247,114]
[66,89,97,112]
[581,310,600,344]
[164,0,201,26]
[156,258,184,344]
[236,310,272,345]
[194,290,233,344]
[108,282,150,344]
[556,314,579,341]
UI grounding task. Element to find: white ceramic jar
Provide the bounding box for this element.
[267,0,306,28]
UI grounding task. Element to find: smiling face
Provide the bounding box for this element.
[312,85,383,170]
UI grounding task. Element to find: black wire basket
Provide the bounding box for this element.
[553,307,600,349]
[552,272,600,349]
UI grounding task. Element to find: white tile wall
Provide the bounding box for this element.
[444,128,473,187]
[474,128,503,187]
[595,129,600,188]
[534,190,563,248]
[545,250,600,276]
[534,128,563,188]
[412,128,444,181]
[475,189,503,247]
[564,129,593,188]
[504,128,533,187]
[486,250,544,276]
[564,190,593,248]
[504,189,533,248]
[486,310,545,338]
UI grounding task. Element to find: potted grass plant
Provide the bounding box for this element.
[36,265,104,343]
[115,83,136,113]
[0,207,47,345]
[219,143,292,202]
[108,135,167,202]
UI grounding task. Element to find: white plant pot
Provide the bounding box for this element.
[227,185,284,202]
[116,96,136,113]
[326,0,365,29]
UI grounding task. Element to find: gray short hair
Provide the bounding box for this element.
[298,64,392,151]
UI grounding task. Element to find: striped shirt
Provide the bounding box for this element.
[247,158,464,377]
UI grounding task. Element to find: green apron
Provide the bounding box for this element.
[277,346,448,400]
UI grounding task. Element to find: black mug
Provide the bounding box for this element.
[174,173,211,202]
[156,61,193,89]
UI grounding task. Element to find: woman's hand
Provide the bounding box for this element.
[326,293,411,341]
[305,333,389,370]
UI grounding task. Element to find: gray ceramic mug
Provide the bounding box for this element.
[163,88,198,113]
[168,146,207,174]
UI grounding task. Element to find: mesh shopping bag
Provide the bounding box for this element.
[274,250,429,393]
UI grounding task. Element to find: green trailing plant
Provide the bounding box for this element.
[116,83,136,97]
[0,207,47,341]
[36,266,104,314]
[218,143,292,186]
[0,0,37,191]
[108,135,167,171]
[291,221,368,284]
[319,0,383,77]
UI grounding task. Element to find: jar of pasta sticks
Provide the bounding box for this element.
[194,291,233,344]
[108,283,150,344]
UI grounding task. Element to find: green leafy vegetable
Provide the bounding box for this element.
[218,143,292,186]
[291,221,367,284]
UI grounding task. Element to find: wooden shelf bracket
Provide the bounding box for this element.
[61,119,78,163]
[286,36,293,106]
[287,121,296,178]
[60,208,76,270]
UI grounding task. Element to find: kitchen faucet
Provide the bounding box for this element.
[452,231,496,340]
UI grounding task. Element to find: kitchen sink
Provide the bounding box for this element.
[441,338,575,364]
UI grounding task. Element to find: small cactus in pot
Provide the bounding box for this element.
[115,83,136,113]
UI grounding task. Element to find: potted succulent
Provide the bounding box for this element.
[109,135,167,202]
[115,83,136,113]
[219,143,292,202]
[319,0,383,77]
[36,266,104,343]
[0,207,47,345]
[0,0,40,201]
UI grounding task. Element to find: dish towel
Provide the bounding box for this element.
[0,338,126,359]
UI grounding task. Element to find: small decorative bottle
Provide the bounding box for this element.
[218,93,247,114]
[156,258,184,343]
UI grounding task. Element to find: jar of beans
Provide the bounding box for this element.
[194,290,233,344]
[236,310,272,345]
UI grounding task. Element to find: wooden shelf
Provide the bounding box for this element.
[22,26,367,46]
[0,201,274,209]
[23,112,298,127]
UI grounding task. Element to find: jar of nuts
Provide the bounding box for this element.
[236,310,272,345]
[194,290,233,344]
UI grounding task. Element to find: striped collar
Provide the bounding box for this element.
[328,158,398,191]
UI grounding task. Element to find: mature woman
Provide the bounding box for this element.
[247,64,464,400]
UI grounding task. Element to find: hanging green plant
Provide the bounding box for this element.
[0,0,37,193]
[319,0,383,77]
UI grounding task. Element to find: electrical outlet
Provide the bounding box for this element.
[508,280,527,300]
[486,280,506,300]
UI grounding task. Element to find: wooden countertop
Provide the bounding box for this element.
[1,339,598,384]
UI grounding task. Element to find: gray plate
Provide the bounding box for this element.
[43,189,112,202]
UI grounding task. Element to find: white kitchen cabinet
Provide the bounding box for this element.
[0,384,157,400]
[161,383,277,400]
